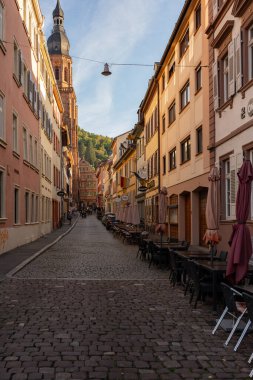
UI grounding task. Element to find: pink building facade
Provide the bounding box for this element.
[0,0,43,253]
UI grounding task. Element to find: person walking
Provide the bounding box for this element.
[67,210,72,225]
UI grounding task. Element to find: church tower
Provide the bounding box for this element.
[47,0,79,207]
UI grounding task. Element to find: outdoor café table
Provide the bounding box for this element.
[193,260,227,311]
[175,250,211,260]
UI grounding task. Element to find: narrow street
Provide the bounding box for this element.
[0,216,251,380]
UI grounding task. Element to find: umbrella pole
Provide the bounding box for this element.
[211,243,215,266]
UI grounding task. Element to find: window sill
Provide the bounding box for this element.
[0,218,7,224]
[195,87,202,96]
[23,159,30,167]
[217,97,233,116]
[13,74,21,88]
[168,120,176,128]
[13,151,20,159]
[180,159,191,166]
[0,40,7,55]
[179,102,190,114]
[194,26,201,36]
[240,79,253,99]
[169,167,176,172]
[13,223,21,227]
[178,46,189,63]
[0,138,7,149]
[195,151,203,157]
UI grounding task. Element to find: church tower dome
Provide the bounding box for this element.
[47,0,70,56]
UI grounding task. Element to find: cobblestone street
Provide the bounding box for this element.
[0,216,252,379]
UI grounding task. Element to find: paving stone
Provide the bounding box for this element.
[0,216,250,380]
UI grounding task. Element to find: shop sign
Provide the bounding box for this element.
[121,195,129,201]
[115,196,121,203]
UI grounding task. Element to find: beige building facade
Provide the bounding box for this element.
[156,0,210,245]
[207,0,253,250]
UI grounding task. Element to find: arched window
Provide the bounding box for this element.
[64,67,68,82]
[55,67,59,80]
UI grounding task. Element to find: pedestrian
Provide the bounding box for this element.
[67,210,72,225]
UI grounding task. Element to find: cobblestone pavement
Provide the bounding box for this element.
[0,216,252,379]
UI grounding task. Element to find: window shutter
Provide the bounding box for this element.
[33,85,37,113]
[29,76,33,104]
[213,0,218,19]
[235,34,242,91]
[19,52,24,85]
[213,61,219,110]
[228,41,235,98]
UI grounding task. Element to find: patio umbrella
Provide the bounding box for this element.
[203,166,221,264]
[226,160,253,284]
[155,187,168,242]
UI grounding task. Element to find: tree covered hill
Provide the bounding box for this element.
[78,127,112,168]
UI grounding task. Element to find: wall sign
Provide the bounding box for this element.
[248,98,253,117]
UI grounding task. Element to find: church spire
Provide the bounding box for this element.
[53,0,64,32]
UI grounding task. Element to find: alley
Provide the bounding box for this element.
[0,216,251,380]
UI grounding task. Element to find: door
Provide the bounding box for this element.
[199,189,208,247]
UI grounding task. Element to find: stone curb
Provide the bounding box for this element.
[6,217,79,278]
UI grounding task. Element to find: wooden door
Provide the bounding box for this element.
[199,190,208,246]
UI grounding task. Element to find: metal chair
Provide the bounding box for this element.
[233,291,253,351]
[212,282,247,348]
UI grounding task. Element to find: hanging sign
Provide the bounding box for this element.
[115,196,121,203]
[121,195,129,201]
[247,98,253,117]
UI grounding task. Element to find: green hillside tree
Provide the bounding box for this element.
[85,140,96,166]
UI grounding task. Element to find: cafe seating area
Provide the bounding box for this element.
[100,217,253,377]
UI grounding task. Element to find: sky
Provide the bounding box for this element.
[40,0,185,138]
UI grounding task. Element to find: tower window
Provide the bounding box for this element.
[64,67,68,82]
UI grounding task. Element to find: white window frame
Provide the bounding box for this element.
[23,127,28,160]
[180,82,190,110]
[248,25,253,81]
[29,134,33,164]
[0,167,6,219]
[13,111,19,153]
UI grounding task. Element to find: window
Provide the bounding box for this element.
[168,101,176,125]
[64,67,68,82]
[13,41,19,79]
[225,159,231,218]
[195,3,201,31]
[55,67,59,80]
[13,113,18,153]
[162,114,166,134]
[167,57,175,81]
[14,187,19,224]
[35,195,39,222]
[181,137,191,163]
[34,139,38,167]
[195,65,202,92]
[162,155,166,175]
[23,127,28,160]
[162,73,165,91]
[31,193,35,223]
[249,26,253,80]
[180,81,190,110]
[169,148,176,171]
[25,191,29,223]
[0,92,4,140]
[196,127,202,154]
[0,168,5,218]
[0,1,3,41]
[29,135,33,164]
[180,28,189,58]
[223,55,229,103]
